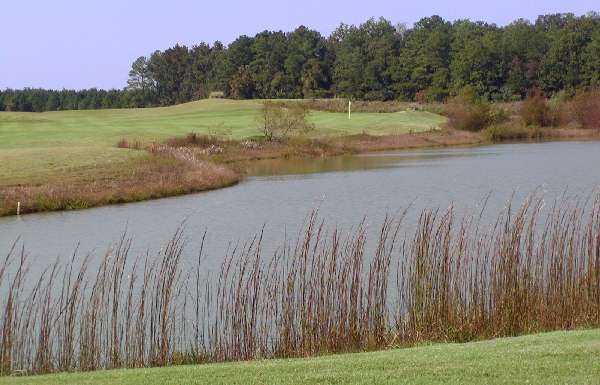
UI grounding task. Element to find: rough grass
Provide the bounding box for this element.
[3,329,599,385]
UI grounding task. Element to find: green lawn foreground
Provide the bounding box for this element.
[5,329,599,385]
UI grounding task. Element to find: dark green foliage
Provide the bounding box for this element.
[450,21,506,99]
[0,88,159,112]
[537,14,597,94]
[2,12,600,112]
[332,18,399,100]
[392,16,452,101]
[583,29,600,86]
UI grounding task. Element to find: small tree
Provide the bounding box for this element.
[261,101,314,140]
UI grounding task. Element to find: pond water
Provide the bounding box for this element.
[1,140,599,271]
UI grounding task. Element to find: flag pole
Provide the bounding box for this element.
[348,99,352,120]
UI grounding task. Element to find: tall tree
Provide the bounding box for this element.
[127,56,153,92]
[332,18,399,100]
[501,19,547,98]
[285,26,330,97]
[392,15,452,101]
[450,20,505,99]
[250,31,289,98]
[148,45,192,104]
[583,28,600,86]
[538,13,598,94]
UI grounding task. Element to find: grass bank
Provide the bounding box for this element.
[3,329,599,385]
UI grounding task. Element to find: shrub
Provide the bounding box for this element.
[572,89,600,129]
[519,92,565,127]
[488,106,510,125]
[444,95,493,132]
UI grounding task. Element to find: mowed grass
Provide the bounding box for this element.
[0,99,445,186]
[4,329,599,385]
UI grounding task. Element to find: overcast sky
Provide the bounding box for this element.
[1,0,596,90]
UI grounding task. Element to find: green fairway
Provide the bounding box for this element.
[4,329,599,385]
[0,99,445,186]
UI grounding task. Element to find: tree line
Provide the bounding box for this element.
[2,12,600,112]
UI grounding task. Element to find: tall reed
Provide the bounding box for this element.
[1,196,599,376]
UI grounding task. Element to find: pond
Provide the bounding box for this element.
[1,140,599,271]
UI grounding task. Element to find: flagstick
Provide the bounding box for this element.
[348,100,352,120]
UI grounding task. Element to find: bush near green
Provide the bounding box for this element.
[444,88,508,131]
[520,93,554,127]
[572,88,600,129]
[519,90,577,128]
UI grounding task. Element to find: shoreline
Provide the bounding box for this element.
[2,128,599,217]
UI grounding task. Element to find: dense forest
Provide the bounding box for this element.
[2,12,599,112]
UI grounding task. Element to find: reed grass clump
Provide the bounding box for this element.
[1,195,600,376]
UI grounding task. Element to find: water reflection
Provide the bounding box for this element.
[246,148,498,176]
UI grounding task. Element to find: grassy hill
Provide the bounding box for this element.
[3,329,599,385]
[0,99,445,186]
